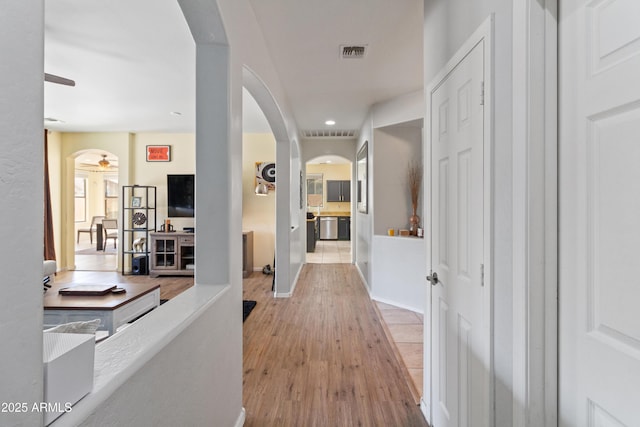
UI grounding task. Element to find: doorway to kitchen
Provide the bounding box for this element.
[305,156,352,264]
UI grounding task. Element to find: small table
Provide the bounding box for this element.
[44,282,160,335]
[95,223,104,251]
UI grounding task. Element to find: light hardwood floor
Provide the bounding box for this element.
[374,301,424,404]
[242,264,428,426]
[54,263,427,425]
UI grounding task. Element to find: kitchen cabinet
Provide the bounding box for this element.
[338,217,351,240]
[306,220,317,252]
[326,180,351,202]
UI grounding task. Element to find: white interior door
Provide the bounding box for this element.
[560,1,640,425]
[428,39,488,427]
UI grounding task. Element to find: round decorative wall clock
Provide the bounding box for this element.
[132,212,147,226]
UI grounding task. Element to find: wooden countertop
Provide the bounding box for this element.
[309,212,351,217]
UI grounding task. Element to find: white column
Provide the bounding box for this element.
[275,137,291,295]
[0,2,46,425]
[194,43,233,285]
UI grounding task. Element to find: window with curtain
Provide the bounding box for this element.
[104,174,118,219]
[74,176,87,222]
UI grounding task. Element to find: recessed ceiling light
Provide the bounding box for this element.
[170,111,182,116]
[325,120,336,126]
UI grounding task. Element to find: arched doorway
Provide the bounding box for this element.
[305,154,353,264]
[243,66,303,296]
[73,149,119,271]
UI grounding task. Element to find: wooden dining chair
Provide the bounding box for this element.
[102,219,118,250]
[77,215,106,243]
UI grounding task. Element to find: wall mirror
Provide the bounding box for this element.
[357,141,368,213]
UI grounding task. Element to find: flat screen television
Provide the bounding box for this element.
[167,174,195,217]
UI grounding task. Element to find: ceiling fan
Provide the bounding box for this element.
[45,73,75,87]
[77,154,117,171]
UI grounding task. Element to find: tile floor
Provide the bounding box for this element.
[374,301,424,404]
[306,240,352,263]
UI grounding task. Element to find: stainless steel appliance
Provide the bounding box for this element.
[320,216,338,240]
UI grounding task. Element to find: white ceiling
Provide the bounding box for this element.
[75,150,119,171]
[44,0,422,136]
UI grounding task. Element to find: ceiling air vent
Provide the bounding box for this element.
[302,129,358,138]
[340,44,367,59]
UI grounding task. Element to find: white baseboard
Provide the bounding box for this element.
[370,295,424,315]
[274,263,302,298]
[274,291,291,298]
[355,263,368,289]
[419,398,430,424]
[234,407,246,427]
[290,263,302,294]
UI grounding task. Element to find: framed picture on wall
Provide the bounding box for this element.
[300,170,304,209]
[357,141,368,213]
[255,162,276,190]
[146,145,171,162]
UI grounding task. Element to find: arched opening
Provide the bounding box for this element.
[242,88,276,278]
[243,66,302,296]
[305,154,353,264]
[73,149,119,271]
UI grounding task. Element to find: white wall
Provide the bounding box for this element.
[355,124,373,286]
[372,125,423,235]
[69,286,240,427]
[355,90,423,290]
[0,3,45,426]
[356,99,426,316]
[423,0,514,424]
[132,133,196,231]
[371,236,426,313]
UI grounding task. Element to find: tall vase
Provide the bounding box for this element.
[409,205,420,236]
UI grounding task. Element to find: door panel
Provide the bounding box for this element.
[560,0,640,425]
[430,40,486,427]
[438,158,450,269]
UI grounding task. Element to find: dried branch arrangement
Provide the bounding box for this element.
[407,161,423,210]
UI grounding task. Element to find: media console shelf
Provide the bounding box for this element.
[149,231,254,278]
[149,232,194,277]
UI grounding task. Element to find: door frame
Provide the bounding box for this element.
[511,1,558,426]
[422,15,494,425]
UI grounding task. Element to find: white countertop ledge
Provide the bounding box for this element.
[51,283,230,427]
